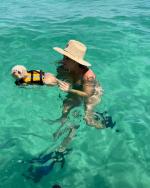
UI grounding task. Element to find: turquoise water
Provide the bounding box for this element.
[0,0,150,187]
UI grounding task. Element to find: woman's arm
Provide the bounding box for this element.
[83,77,97,97]
[68,78,97,97]
[69,88,88,97]
[57,79,88,97]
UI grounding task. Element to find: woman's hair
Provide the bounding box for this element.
[78,64,89,71]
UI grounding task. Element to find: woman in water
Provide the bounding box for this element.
[53,40,104,129]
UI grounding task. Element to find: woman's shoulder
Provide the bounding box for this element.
[83,69,96,81]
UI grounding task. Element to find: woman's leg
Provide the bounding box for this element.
[53,94,81,139]
[57,124,79,152]
[84,88,105,129]
[60,94,81,124]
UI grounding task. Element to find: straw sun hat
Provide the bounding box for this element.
[53,40,91,67]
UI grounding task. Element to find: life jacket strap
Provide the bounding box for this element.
[28,70,44,85]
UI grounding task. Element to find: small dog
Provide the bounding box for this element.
[11,65,58,86]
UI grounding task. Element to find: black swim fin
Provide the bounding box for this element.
[95,111,116,129]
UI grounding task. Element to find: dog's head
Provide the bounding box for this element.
[11,65,27,79]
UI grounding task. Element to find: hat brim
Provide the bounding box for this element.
[53,47,91,67]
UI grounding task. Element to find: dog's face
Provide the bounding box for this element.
[12,70,22,79]
[11,65,27,79]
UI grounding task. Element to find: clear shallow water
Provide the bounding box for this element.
[0,0,150,187]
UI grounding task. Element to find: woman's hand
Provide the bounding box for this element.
[58,80,71,92]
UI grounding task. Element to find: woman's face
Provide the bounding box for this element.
[63,56,78,72]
